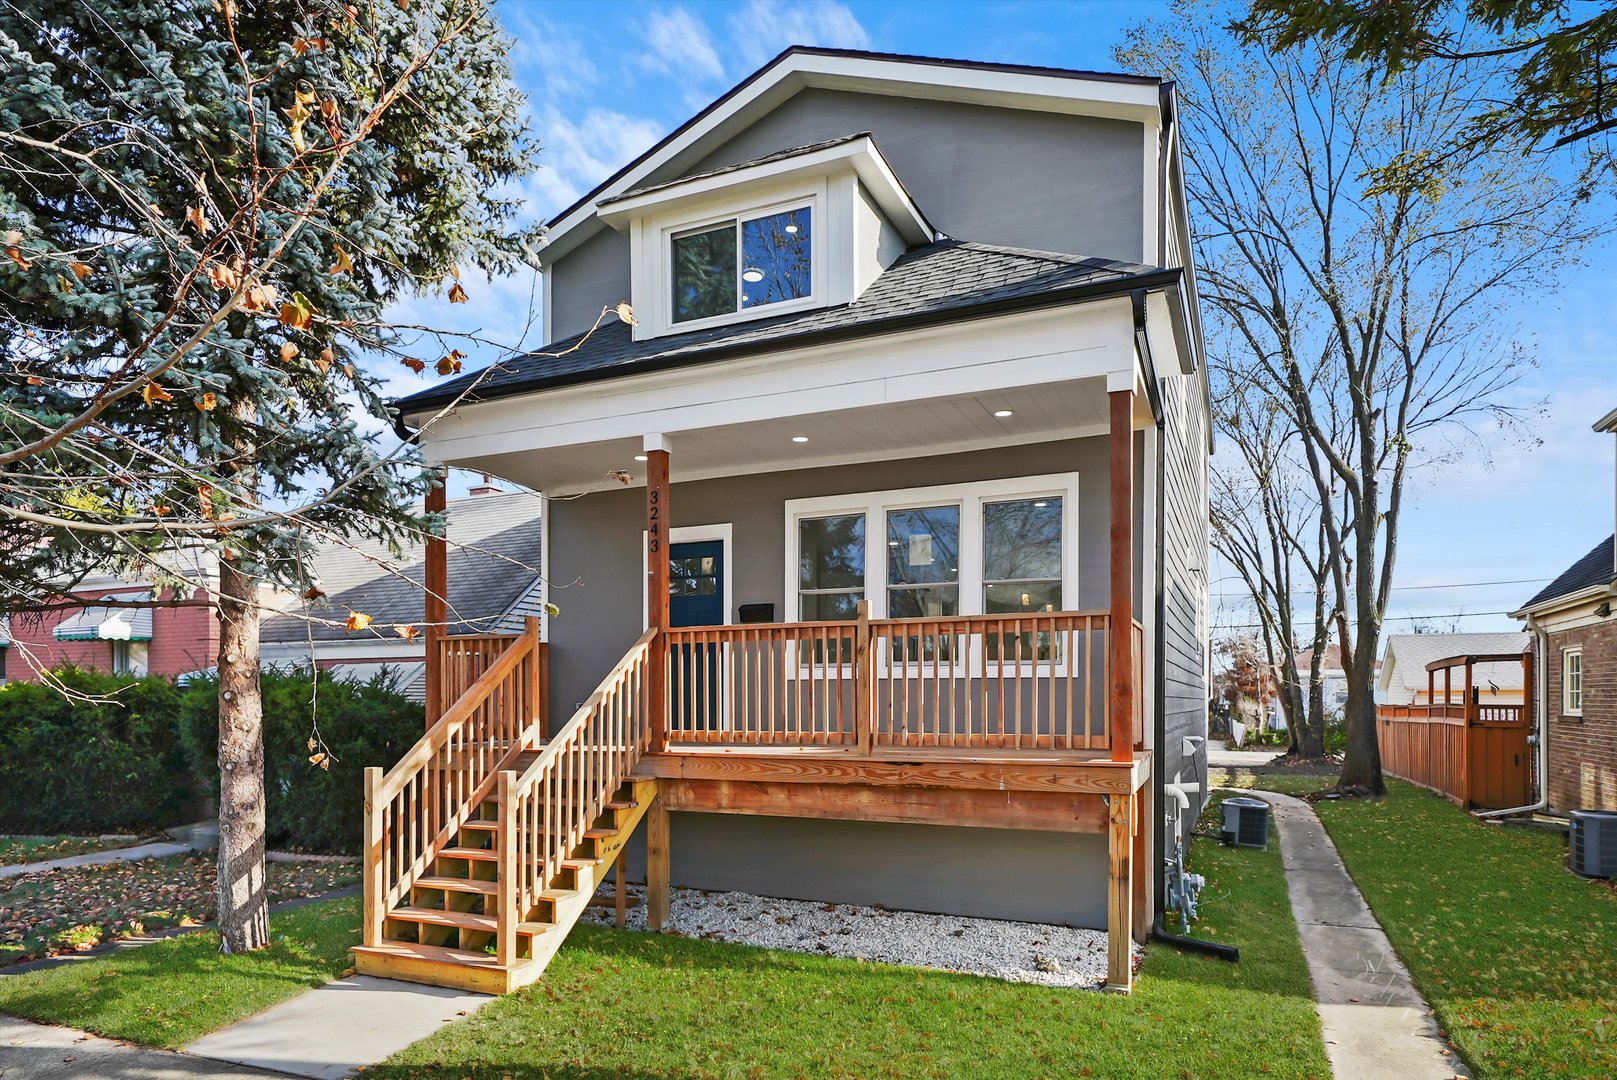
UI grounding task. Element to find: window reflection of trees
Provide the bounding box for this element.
[741,208,811,308]
[671,224,736,323]
[983,498,1064,661]
[798,513,863,663]
[886,505,960,661]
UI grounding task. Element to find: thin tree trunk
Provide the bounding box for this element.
[216,553,269,952]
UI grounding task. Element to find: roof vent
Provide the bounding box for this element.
[1220,797,1270,850]
[1570,810,1617,878]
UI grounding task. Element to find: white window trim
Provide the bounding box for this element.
[784,473,1081,674]
[1563,645,1584,716]
[649,183,827,337]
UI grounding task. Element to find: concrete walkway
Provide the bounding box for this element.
[0,840,195,880]
[1207,747,1282,768]
[185,976,490,1079]
[1250,789,1466,1079]
[0,1015,285,1078]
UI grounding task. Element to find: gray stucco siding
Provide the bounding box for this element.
[548,226,632,342]
[680,89,1146,263]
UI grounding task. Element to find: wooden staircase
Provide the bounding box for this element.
[354,623,659,994]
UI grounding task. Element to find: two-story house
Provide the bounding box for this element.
[357,47,1212,995]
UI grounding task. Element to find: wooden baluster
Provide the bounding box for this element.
[855,603,873,755]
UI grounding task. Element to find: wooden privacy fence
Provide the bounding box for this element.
[662,609,1139,753]
[362,618,546,948]
[1376,651,1533,810]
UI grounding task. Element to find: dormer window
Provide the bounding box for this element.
[598,133,933,340]
[672,205,813,323]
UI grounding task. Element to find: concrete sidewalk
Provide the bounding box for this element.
[1250,789,1466,1079]
[0,840,195,880]
[0,1016,285,1078]
[185,976,490,1079]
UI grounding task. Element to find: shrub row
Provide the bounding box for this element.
[0,666,422,852]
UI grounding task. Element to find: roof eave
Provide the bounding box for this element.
[1509,580,1617,620]
[396,265,1183,422]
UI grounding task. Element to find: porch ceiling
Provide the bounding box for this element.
[451,375,1132,494]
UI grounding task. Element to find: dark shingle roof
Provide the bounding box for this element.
[398,240,1171,413]
[599,134,872,205]
[1519,535,1617,612]
[260,491,541,643]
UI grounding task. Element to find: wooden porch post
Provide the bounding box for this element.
[423,476,448,727]
[646,789,670,931]
[1108,387,1135,762]
[1106,791,1134,991]
[646,444,670,753]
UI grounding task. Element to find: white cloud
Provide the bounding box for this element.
[643,8,726,83]
[524,105,667,221]
[728,0,871,73]
[501,9,601,103]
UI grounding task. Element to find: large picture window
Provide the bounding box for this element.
[787,475,1079,656]
[671,205,811,324]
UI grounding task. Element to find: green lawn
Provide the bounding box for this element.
[0,797,1327,1076]
[0,895,359,1048]
[1233,773,1617,1078]
[372,793,1327,1080]
[0,834,152,867]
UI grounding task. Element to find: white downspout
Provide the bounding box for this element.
[1473,618,1550,819]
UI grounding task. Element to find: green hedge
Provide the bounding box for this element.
[180,667,423,854]
[0,668,198,833]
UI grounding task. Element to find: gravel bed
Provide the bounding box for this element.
[580,884,1141,989]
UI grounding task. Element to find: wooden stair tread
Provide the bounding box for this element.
[439,846,498,861]
[415,875,497,894]
[558,858,598,871]
[583,828,615,840]
[390,907,557,936]
[537,888,579,902]
[352,940,510,969]
[459,820,499,831]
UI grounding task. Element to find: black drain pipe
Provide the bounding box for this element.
[1134,289,1238,962]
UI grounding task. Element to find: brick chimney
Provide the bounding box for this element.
[467,472,505,497]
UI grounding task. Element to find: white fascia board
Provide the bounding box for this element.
[597,135,932,245]
[1595,406,1617,432]
[1509,581,1617,621]
[540,53,1162,264]
[259,639,427,662]
[411,299,1134,466]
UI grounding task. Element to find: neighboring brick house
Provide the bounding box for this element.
[0,579,219,683]
[1511,408,1617,813]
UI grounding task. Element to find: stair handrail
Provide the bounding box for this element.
[363,617,544,948]
[496,627,657,963]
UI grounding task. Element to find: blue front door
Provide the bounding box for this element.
[669,541,723,729]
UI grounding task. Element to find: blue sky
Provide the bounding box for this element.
[391,0,1617,636]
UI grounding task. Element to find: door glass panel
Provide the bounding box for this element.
[740,207,811,309]
[672,222,737,323]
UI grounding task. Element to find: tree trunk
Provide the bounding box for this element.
[1337,467,1386,794]
[1300,648,1326,758]
[216,554,269,952]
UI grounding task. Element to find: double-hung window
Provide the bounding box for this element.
[1564,647,1583,716]
[671,205,812,325]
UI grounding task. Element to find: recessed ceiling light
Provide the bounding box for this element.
[785,222,800,234]
[634,454,648,462]
[888,540,900,547]
[742,266,765,283]
[1034,501,1048,508]
[993,409,1014,418]
[791,435,809,443]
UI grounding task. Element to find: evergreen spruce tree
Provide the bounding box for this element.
[0,0,538,949]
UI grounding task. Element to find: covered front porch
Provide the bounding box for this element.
[403,301,1165,989]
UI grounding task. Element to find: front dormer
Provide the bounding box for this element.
[595,134,933,340]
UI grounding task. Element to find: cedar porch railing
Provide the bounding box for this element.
[496,628,657,964]
[662,608,1142,753]
[362,618,546,948]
